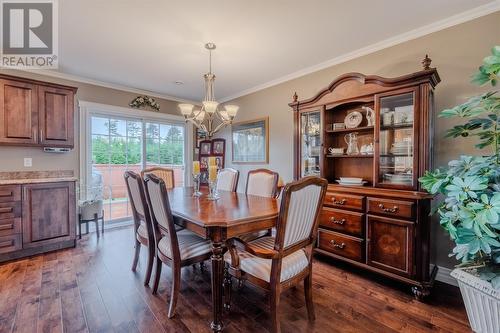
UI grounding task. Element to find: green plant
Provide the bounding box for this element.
[419,46,500,288]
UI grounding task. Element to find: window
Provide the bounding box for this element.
[81,102,190,224]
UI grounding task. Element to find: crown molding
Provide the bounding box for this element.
[18,68,200,105]
[219,1,500,103]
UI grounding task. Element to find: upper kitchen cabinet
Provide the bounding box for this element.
[0,74,77,148]
[0,79,38,145]
[38,86,75,147]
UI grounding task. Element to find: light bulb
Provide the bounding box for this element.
[203,101,219,114]
[225,105,239,118]
[178,103,194,116]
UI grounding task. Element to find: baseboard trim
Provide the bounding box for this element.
[434,265,458,287]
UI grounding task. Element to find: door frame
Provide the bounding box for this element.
[79,100,193,205]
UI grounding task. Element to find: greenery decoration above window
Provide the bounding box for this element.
[129,95,160,111]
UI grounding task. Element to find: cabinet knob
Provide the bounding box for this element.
[329,217,346,225]
[330,240,345,249]
[378,203,398,213]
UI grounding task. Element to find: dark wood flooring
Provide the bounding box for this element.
[0,226,471,333]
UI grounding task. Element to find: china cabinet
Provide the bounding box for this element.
[290,56,440,299]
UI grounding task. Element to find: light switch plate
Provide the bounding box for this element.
[24,158,32,167]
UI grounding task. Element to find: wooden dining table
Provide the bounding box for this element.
[167,186,279,332]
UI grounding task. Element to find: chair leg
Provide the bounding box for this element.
[94,213,99,238]
[304,273,315,321]
[223,266,232,310]
[144,244,155,286]
[167,265,181,318]
[270,286,281,333]
[131,240,140,272]
[101,211,104,233]
[152,256,162,294]
[78,214,82,239]
[86,221,89,234]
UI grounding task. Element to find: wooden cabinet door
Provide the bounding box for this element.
[0,79,38,145]
[367,215,414,277]
[22,182,76,248]
[38,85,74,147]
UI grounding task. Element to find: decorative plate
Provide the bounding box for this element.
[344,111,363,128]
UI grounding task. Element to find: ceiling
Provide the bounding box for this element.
[54,0,498,102]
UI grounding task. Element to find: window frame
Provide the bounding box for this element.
[79,100,193,206]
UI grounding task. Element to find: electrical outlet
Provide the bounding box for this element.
[24,158,32,167]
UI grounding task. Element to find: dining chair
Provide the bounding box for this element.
[124,171,156,286]
[141,167,175,189]
[143,173,212,318]
[216,168,240,192]
[238,168,279,242]
[224,176,328,333]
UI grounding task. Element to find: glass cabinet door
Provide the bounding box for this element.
[300,111,322,177]
[377,90,417,188]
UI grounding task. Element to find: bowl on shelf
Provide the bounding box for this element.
[336,178,367,186]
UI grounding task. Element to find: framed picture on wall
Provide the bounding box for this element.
[200,140,212,155]
[212,139,225,155]
[232,117,269,164]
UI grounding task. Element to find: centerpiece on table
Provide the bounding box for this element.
[419,46,500,333]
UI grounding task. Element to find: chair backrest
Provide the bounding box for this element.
[141,167,175,189]
[245,169,279,198]
[143,173,181,261]
[217,168,240,192]
[274,176,327,252]
[124,171,154,237]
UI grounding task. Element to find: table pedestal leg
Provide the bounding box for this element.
[210,240,224,332]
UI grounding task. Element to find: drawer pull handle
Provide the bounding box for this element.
[329,217,346,225]
[330,240,345,249]
[331,197,346,205]
[378,204,398,213]
[0,223,13,230]
[0,240,13,248]
[0,207,13,214]
[0,191,13,197]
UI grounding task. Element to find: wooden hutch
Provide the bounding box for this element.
[290,56,440,299]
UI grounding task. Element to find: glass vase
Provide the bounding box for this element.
[192,174,202,197]
[207,179,219,201]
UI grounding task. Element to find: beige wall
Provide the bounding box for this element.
[0,69,181,175]
[217,12,500,268]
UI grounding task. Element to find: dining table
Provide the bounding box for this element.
[167,186,280,332]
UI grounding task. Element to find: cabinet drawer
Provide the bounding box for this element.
[319,208,363,237]
[0,202,21,220]
[324,192,364,211]
[0,234,22,254]
[0,185,21,202]
[0,218,21,236]
[367,197,415,219]
[317,229,363,262]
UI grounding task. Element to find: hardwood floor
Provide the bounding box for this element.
[0,226,471,333]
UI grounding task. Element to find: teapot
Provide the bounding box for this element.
[344,132,360,155]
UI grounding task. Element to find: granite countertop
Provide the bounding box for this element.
[0,177,78,185]
[0,170,77,185]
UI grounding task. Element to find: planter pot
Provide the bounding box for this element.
[451,268,500,333]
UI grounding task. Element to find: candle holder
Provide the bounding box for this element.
[192,174,203,197]
[207,179,219,201]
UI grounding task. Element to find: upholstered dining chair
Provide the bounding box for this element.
[216,168,240,192]
[224,176,328,333]
[124,171,156,286]
[143,173,212,318]
[238,168,279,242]
[141,167,175,189]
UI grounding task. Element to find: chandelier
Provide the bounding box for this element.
[178,43,239,138]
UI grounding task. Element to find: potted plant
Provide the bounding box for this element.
[419,46,500,333]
